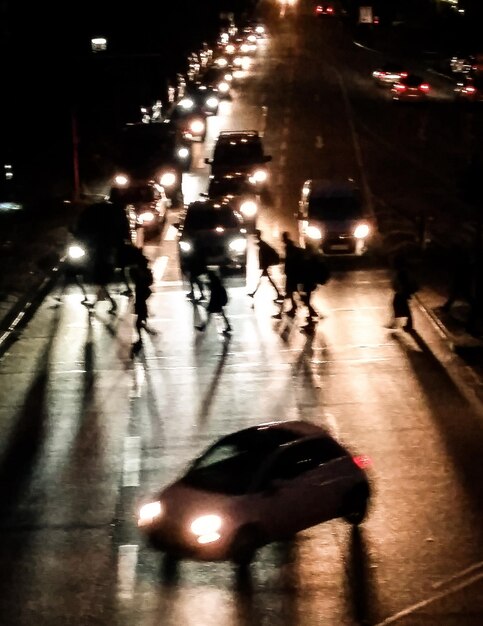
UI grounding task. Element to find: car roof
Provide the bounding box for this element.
[217,130,260,142]
[226,420,328,441]
[305,179,359,198]
[186,199,235,212]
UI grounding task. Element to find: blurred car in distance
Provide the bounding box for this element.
[372,63,408,87]
[108,180,170,236]
[454,74,483,103]
[205,172,261,230]
[297,179,372,255]
[391,74,430,102]
[137,420,372,564]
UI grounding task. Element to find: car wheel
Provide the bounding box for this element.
[342,484,370,526]
[231,525,263,566]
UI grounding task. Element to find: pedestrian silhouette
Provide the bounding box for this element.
[130,252,154,348]
[386,254,419,331]
[272,232,304,320]
[196,270,231,334]
[185,245,207,302]
[248,229,282,301]
[299,243,330,329]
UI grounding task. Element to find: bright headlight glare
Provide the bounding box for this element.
[179,98,194,110]
[229,238,247,253]
[225,44,235,54]
[160,172,177,187]
[68,244,86,260]
[233,56,243,67]
[139,211,155,223]
[354,223,370,239]
[114,174,129,186]
[206,96,219,108]
[180,241,192,252]
[177,147,190,159]
[306,225,322,240]
[190,514,222,536]
[250,169,268,183]
[255,26,264,34]
[215,57,228,67]
[190,119,205,134]
[218,81,230,93]
[138,501,162,527]
[240,200,258,217]
[224,73,233,82]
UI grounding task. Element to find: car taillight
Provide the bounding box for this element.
[316,6,322,13]
[400,72,408,78]
[464,86,476,94]
[419,83,429,91]
[395,84,406,91]
[327,7,333,12]
[353,455,372,469]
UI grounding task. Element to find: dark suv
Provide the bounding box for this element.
[205,130,272,192]
[177,200,247,273]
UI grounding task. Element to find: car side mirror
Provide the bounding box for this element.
[264,155,272,163]
[204,158,212,165]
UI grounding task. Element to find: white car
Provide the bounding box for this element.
[138,421,372,564]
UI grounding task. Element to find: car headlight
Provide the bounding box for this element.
[249,169,268,184]
[229,237,247,253]
[255,26,265,34]
[224,73,233,82]
[177,147,190,159]
[138,501,163,527]
[190,514,222,544]
[215,57,228,67]
[160,172,177,188]
[240,43,250,53]
[68,244,86,260]
[225,44,235,54]
[353,223,370,239]
[206,96,219,109]
[218,81,230,93]
[180,240,192,252]
[233,56,243,67]
[138,211,155,224]
[189,119,205,134]
[114,174,129,186]
[240,200,258,217]
[306,225,323,240]
[178,98,194,110]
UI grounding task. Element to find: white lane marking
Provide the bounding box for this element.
[280,155,287,167]
[155,279,184,288]
[152,256,168,284]
[117,544,139,601]
[315,135,324,149]
[123,436,141,487]
[164,225,178,241]
[130,362,146,399]
[281,141,288,151]
[432,561,483,589]
[373,571,483,626]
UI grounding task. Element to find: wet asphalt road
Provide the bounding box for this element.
[1,2,483,625]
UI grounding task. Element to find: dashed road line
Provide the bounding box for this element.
[117,544,139,601]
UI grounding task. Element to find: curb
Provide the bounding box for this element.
[0,263,62,358]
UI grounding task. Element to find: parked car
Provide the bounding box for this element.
[205,130,272,192]
[297,179,372,255]
[137,420,372,564]
[176,199,247,273]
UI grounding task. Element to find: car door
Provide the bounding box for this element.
[253,439,344,539]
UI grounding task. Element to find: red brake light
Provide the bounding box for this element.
[327,7,333,12]
[395,84,406,91]
[400,71,408,78]
[465,86,476,94]
[420,83,429,91]
[353,455,372,470]
[316,6,322,12]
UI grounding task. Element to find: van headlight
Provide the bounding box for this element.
[306,225,323,240]
[354,223,370,239]
[159,172,177,188]
[138,501,163,527]
[68,244,86,260]
[177,147,190,159]
[240,200,258,217]
[206,96,219,109]
[218,81,230,93]
[180,241,192,253]
[190,514,222,544]
[189,119,205,134]
[229,238,247,253]
[249,169,268,184]
[114,174,129,187]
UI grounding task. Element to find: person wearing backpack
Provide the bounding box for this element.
[196,270,231,335]
[300,244,330,330]
[248,229,283,302]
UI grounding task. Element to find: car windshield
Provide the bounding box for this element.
[213,141,263,164]
[208,179,250,196]
[182,427,301,495]
[110,187,155,204]
[184,207,241,230]
[308,194,362,220]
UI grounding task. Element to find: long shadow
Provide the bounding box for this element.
[394,328,483,519]
[197,334,231,425]
[346,526,380,626]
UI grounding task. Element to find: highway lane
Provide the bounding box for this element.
[0,2,483,624]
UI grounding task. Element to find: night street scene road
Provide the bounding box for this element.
[1,1,483,625]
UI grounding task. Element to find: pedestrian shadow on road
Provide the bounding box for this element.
[346,526,379,626]
[197,334,231,425]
